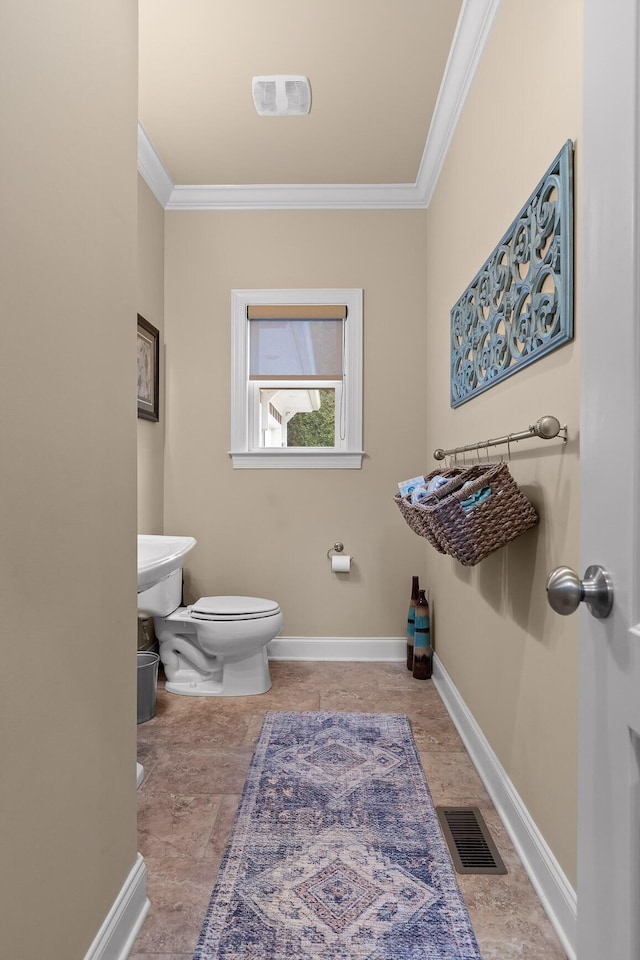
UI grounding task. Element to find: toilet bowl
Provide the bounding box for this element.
[153,595,283,697]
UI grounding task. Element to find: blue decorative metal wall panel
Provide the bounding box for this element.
[450,141,574,407]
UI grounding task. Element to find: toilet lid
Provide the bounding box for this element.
[190,595,280,621]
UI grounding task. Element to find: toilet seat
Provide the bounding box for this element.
[190,595,281,621]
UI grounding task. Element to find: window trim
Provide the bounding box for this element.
[230,289,364,469]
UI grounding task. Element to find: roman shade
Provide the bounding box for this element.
[248,304,347,381]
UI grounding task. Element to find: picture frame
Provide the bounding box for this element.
[137,314,159,422]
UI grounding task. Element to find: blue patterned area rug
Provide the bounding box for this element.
[194,711,482,960]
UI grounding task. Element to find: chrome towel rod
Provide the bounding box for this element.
[433,415,567,462]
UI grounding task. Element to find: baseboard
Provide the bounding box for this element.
[267,636,406,661]
[432,654,577,960]
[83,853,150,960]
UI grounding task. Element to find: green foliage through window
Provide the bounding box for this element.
[287,389,335,446]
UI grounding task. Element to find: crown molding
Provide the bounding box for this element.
[137,0,500,211]
[166,182,425,211]
[137,124,173,207]
[417,0,501,206]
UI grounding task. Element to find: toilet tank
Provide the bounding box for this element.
[137,567,183,617]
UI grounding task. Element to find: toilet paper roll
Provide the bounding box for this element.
[331,554,351,573]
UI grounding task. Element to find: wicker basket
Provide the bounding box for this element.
[393,467,467,553]
[427,462,538,565]
[394,462,538,565]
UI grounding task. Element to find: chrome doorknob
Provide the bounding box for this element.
[546,565,614,619]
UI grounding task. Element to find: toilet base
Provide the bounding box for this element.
[162,647,272,697]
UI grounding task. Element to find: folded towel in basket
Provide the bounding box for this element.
[460,486,492,512]
[409,474,451,504]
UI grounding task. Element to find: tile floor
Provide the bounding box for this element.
[132,661,568,960]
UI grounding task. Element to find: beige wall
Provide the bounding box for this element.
[0,2,138,957]
[163,211,429,636]
[138,176,165,534]
[424,0,582,885]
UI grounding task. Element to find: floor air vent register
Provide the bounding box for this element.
[436,806,507,875]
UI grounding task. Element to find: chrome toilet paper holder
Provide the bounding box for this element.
[327,541,354,561]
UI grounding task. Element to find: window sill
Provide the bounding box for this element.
[229,449,365,469]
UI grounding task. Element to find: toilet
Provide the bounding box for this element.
[139,567,282,696]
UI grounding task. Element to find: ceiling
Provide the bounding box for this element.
[137,0,499,210]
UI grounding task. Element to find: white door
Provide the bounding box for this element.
[577,0,640,956]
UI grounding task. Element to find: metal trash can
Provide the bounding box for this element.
[137,651,160,724]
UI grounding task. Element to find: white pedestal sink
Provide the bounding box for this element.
[137,535,197,592]
[137,535,197,616]
[136,535,196,786]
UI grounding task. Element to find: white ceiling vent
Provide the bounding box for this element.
[252,75,311,117]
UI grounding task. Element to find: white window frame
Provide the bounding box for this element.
[230,288,364,469]
[249,380,344,451]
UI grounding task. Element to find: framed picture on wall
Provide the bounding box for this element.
[137,314,159,422]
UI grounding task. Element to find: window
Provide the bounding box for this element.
[230,289,363,468]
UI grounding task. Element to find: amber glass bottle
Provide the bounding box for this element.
[412,589,432,680]
[406,576,420,670]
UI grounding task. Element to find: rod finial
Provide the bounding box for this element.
[433,448,445,461]
[534,415,561,440]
